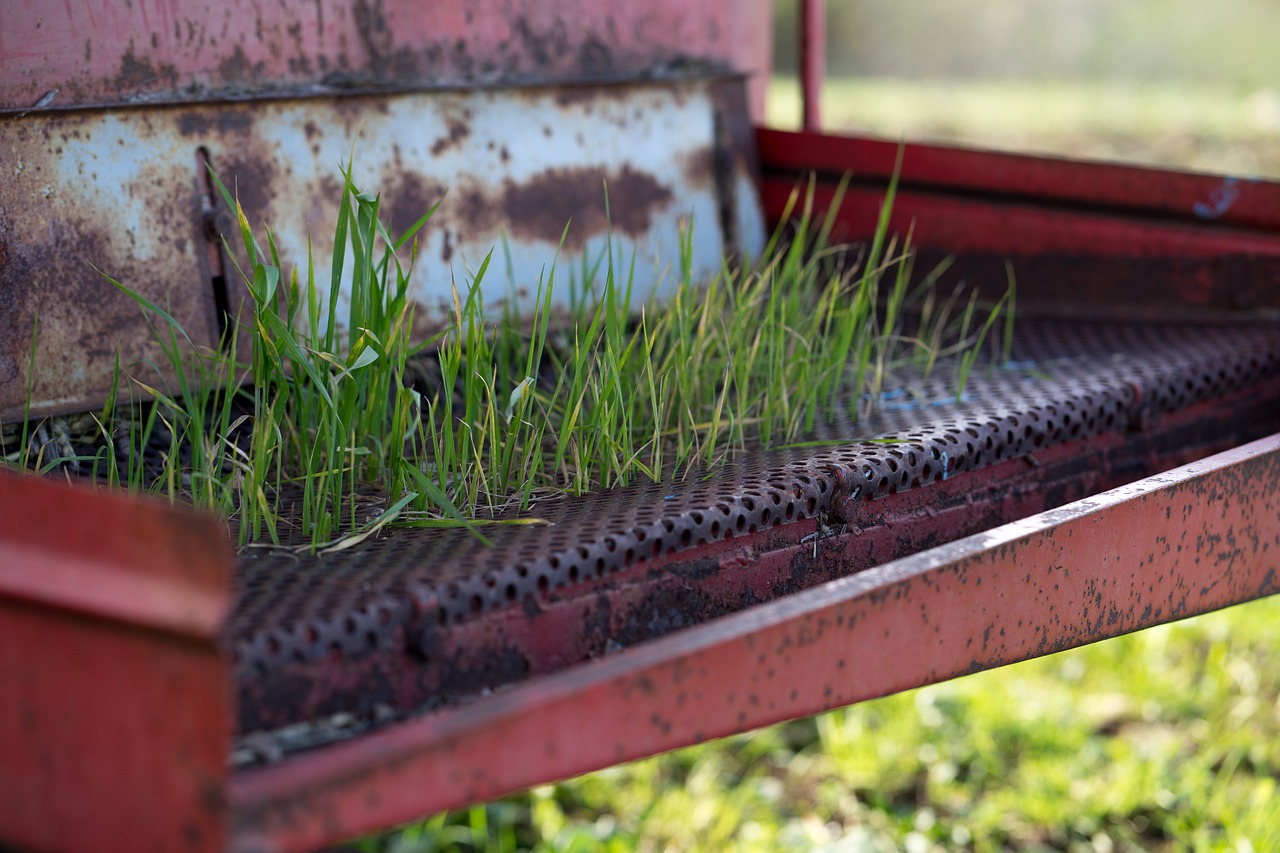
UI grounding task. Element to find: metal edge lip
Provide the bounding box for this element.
[0,68,748,118]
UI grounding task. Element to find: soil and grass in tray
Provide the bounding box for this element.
[1,158,1010,552]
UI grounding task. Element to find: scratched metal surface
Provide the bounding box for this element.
[228,318,1280,733]
[0,77,763,420]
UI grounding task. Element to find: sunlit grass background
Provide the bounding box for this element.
[359,2,1280,847]
[363,597,1280,851]
[766,78,1280,179]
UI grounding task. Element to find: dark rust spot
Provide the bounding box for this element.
[454,166,673,253]
[216,45,265,86]
[680,146,715,191]
[177,113,211,137]
[429,118,471,157]
[441,228,454,264]
[115,44,177,93]
[382,172,447,245]
[218,152,276,231]
[578,37,613,75]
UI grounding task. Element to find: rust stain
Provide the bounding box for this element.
[381,172,448,243]
[455,165,674,253]
[429,118,471,157]
[2,2,748,112]
[679,146,715,191]
[217,151,278,233]
[0,110,219,419]
[177,110,252,138]
[2,79,748,417]
[217,45,268,85]
[115,44,177,92]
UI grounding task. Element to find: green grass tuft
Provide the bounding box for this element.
[4,156,1009,551]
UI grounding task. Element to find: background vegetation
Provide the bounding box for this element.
[769,0,1280,178]
[362,596,1280,852]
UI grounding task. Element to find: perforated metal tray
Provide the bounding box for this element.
[230,318,1280,739]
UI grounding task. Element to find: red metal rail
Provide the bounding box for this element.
[758,128,1280,316]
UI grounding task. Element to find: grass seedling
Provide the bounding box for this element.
[7,154,1012,552]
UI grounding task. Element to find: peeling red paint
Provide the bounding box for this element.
[0,0,773,117]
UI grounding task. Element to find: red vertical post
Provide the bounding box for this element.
[0,472,234,853]
[800,0,825,131]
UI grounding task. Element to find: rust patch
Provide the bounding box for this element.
[553,84,633,109]
[453,166,674,253]
[217,151,278,234]
[1,3,746,111]
[3,115,194,416]
[217,46,267,86]
[115,44,177,93]
[177,112,212,137]
[177,109,252,138]
[512,17,571,71]
[578,37,614,75]
[553,89,597,110]
[0,191,213,419]
[680,146,715,191]
[381,172,448,244]
[429,118,471,157]
[352,0,395,63]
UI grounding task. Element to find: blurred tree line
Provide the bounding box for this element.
[773,0,1280,88]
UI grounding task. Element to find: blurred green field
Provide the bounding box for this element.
[362,595,1280,851]
[357,69,1280,853]
[766,77,1280,179]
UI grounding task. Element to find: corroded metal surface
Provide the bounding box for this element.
[228,432,1280,851]
[227,319,1280,733]
[0,107,221,420]
[0,0,772,117]
[0,470,233,852]
[1,77,764,419]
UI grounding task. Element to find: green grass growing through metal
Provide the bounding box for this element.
[4,158,1009,550]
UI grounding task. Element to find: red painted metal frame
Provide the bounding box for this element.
[0,0,773,114]
[799,0,825,131]
[759,128,1280,230]
[758,128,1280,315]
[0,472,234,853]
[228,434,1280,852]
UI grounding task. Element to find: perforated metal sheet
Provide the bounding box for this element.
[229,319,1280,691]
